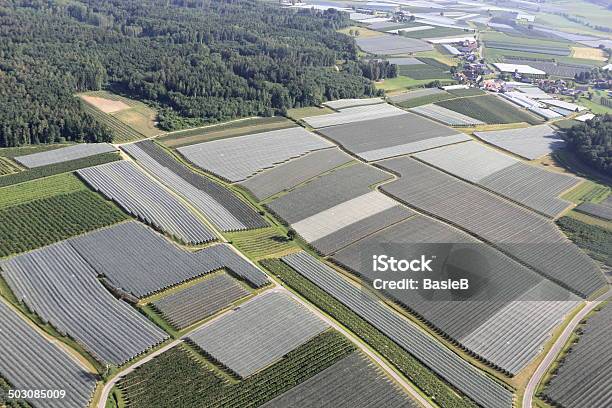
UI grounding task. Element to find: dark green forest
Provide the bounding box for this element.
[564,114,612,173]
[0,0,378,147]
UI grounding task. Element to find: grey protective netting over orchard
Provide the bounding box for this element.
[77,161,216,244]
[177,127,333,182]
[0,300,97,408]
[301,103,406,128]
[70,221,268,298]
[316,112,470,161]
[152,273,250,330]
[0,242,168,365]
[331,215,579,374]
[261,352,419,408]
[281,252,514,408]
[410,104,485,126]
[378,157,606,297]
[14,143,117,168]
[187,291,328,378]
[239,148,353,201]
[122,141,266,231]
[414,141,580,217]
[542,303,612,408]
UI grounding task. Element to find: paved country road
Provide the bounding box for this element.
[97,286,434,408]
[522,288,610,408]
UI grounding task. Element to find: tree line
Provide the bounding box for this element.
[564,114,611,173]
[0,0,379,146]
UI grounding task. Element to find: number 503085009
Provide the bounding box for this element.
[7,389,66,399]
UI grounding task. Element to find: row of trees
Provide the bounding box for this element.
[1,0,380,146]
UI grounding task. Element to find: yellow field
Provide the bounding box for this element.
[113,108,163,138]
[79,95,130,113]
[571,47,607,61]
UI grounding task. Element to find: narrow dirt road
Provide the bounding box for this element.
[522,288,609,408]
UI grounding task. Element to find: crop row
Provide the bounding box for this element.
[77,161,216,244]
[261,257,481,408]
[0,190,128,257]
[123,141,266,231]
[80,102,145,143]
[0,173,84,209]
[436,95,543,125]
[0,300,97,408]
[1,242,169,365]
[120,330,354,408]
[187,292,329,378]
[0,157,21,176]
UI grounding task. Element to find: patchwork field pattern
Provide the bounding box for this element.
[77,161,216,244]
[414,142,580,217]
[410,104,485,126]
[301,103,406,129]
[152,273,250,330]
[239,148,353,201]
[356,35,432,54]
[177,127,332,181]
[542,303,611,408]
[378,158,606,297]
[474,125,565,159]
[119,331,354,408]
[332,215,580,374]
[1,242,169,365]
[281,252,514,408]
[187,292,328,378]
[316,112,470,161]
[261,352,417,408]
[0,301,97,408]
[0,189,128,257]
[13,143,117,169]
[70,222,268,298]
[123,141,266,231]
[0,152,120,188]
[436,95,543,125]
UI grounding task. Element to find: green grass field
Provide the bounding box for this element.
[562,180,610,204]
[0,190,128,257]
[436,95,543,125]
[0,173,85,209]
[447,88,486,97]
[396,91,456,108]
[398,64,452,80]
[225,227,298,260]
[158,117,295,148]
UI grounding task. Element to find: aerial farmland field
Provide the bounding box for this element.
[0,1,610,407]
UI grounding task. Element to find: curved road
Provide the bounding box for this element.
[522,288,610,408]
[97,286,433,408]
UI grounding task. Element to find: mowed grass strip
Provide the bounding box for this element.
[562,180,610,204]
[226,227,298,259]
[0,190,128,257]
[0,152,120,188]
[436,94,543,125]
[159,117,295,148]
[118,331,354,408]
[0,173,85,209]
